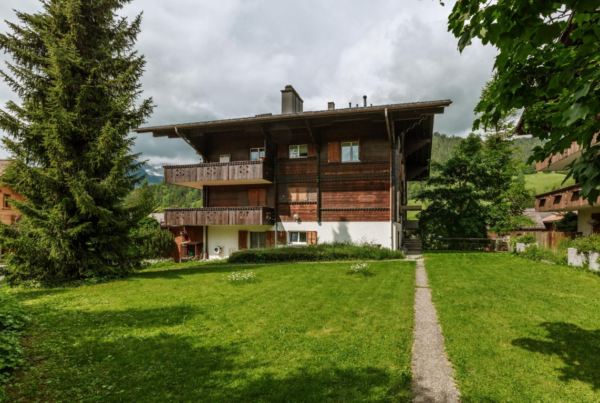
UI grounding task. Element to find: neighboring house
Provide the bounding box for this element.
[136,85,451,260]
[531,140,600,235]
[0,160,23,226]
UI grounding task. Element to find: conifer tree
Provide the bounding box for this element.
[0,0,154,285]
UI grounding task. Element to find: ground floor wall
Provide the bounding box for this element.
[207,225,273,259]
[578,206,600,235]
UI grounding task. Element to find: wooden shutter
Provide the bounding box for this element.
[307,231,318,245]
[238,230,248,250]
[258,188,267,206]
[248,189,258,206]
[278,144,288,159]
[266,231,275,248]
[278,231,287,245]
[328,142,340,162]
[308,143,317,157]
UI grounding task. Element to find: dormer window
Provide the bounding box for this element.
[289,145,308,159]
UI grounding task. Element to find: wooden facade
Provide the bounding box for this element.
[0,161,23,226]
[137,89,451,258]
[534,184,598,212]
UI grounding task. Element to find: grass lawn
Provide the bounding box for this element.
[5,261,415,402]
[426,253,600,402]
[524,171,574,194]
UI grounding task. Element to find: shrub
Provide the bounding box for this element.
[571,234,600,254]
[346,263,373,276]
[553,212,578,233]
[0,294,29,386]
[137,227,176,260]
[516,234,536,244]
[228,242,405,264]
[224,270,256,283]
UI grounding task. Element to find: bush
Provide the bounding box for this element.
[228,242,405,264]
[137,227,176,260]
[0,294,29,387]
[571,234,600,253]
[516,238,570,266]
[516,234,536,244]
[553,212,578,233]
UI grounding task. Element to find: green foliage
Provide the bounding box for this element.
[553,212,578,233]
[0,0,154,286]
[571,234,600,254]
[516,234,536,244]
[228,242,405,264]
[448,1,600,203]
[136,227,175,260]
[128,182,202,210]
[0,294,29,390]
[414,133,530,238]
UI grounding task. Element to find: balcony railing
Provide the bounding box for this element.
[164,160,274,187]
[164,207,275,226]
[536,135,598,172]
[535,184,598,212]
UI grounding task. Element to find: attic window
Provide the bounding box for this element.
[553,195,562,204]
[289,145,308,159]
[538,199,546,207]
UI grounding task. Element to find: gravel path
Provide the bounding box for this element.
[412,258,460,403]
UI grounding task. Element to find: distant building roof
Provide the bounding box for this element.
[543,212,576,222]
[0,160,11,175]
[521,208,550,230]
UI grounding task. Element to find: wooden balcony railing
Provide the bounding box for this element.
[164,207,275,226]
[164,160,274,187]
[535,184,599,212]
[536,135,598,171]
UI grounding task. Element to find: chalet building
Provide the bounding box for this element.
[532,139,600,234]
[136,86,451,260]
[0,160,23,226]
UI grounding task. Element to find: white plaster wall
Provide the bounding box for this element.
[278,221,393,249]
[206,225,273,260]
[577,206,600,235]
[206,221,395,260]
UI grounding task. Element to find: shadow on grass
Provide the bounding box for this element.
[512,322,600,390]
[12,304,410,402]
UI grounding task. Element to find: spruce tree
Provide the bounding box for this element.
[0,0,154,285]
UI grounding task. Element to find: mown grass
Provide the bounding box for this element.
[5,261,415,402]
[524,171,574,195]
[426,253,600,402]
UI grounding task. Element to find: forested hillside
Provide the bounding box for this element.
[129,182,202,210]
[431,132,542,173]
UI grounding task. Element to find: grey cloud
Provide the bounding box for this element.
[0,0,497,163]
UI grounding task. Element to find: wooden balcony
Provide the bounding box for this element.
[535,184,600,212]
[164,207,275,226]
[536,135,598,171]
[163,160,274,188]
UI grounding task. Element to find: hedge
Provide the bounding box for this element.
[228,242,405,264]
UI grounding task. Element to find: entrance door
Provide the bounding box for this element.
[250,232,266,249]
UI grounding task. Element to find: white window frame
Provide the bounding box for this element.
[289,144,308,159]
[289,231,307,245]
[341,141,360,162]
[219,154,231,163]
[250,148,265,161]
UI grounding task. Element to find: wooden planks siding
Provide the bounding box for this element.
[165,207,275,226]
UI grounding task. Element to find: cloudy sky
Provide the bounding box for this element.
[0,0,497,165]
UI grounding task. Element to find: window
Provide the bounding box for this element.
[219,154,230,163]
[3,195,11,210]
[289,144,308,159]
[288,186,308,202]
[341,141,360,162]
[290,231,307,244]
[250,148,265,161]
[250,232,266,249]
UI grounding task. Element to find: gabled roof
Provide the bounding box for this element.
[135,99,452,134]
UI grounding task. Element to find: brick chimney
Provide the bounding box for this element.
[281,85,303,114]
[328,102,335,110]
